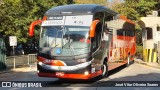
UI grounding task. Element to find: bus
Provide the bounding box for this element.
[29,4,136,79]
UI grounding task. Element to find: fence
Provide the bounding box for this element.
[5,54,37,69]
[28,54,37,69]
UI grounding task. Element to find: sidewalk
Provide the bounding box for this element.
[0,65,37,74]
[134,58,160,69]
[1,54,37,74]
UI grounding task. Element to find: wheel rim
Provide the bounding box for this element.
[102,64,107,76]
[127,55,130,65]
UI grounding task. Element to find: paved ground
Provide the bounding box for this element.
[1,58,160,76]
[0,58,160,90]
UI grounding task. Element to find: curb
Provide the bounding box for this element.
[134,59,160,69]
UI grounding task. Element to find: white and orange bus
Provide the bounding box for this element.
[29,4,136,79]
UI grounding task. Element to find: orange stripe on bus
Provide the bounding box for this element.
[119,15,135,25]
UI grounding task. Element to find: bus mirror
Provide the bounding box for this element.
[29,20,43,37]
[89,20,100,38]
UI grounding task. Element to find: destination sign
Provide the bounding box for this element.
[41,15,93,26]
[41,16,65,26]
[48,16,63,20]
[65,15,93,26]
[41,20,64,26]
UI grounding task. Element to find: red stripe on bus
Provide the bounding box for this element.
[38,70,102,80]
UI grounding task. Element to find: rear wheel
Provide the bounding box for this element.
[101,61,108,78]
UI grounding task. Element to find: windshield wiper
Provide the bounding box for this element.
[49,29,61,55]
[69,41,76,60]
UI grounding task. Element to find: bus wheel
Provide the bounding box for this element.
[126,54,131,67]
[101,61,108,78]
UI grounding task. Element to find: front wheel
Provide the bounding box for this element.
[101,61,108,78]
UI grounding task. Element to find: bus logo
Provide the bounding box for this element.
[56,48,61,55]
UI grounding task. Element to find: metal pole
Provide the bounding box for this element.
[13,46,16,69]
[28,54,29,65]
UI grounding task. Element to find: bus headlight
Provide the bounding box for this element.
[38,62,43,65]
[84,71,89,75]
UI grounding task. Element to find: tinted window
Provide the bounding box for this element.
[117,29,124,36]
[117,29,135,36]
[146,27,153,40]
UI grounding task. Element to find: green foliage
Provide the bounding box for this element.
[112,0,158,20]
[75,0,106,6]
[136,0,157,17]
[0,0,71,43]
[136,45,143,58]
[135,28,143,46]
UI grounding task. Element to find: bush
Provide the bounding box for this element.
[135,45,143,59]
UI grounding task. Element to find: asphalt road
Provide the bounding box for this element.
[0,63,160,90]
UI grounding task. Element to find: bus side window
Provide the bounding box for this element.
[117,29,124,36]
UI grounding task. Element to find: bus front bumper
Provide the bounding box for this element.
[37,70,102,79]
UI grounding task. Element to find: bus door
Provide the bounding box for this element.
[91,12,106,71]
[91,23,103,71]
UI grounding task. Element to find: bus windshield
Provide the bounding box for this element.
[39,26,91,56]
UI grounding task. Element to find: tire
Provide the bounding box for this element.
[101,61,108,78]
[126,55,131,67]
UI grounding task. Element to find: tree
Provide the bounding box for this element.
[75,0,107,6]
[136,0,157,17]
[0,0,70,43]
[112,0,158,20]
[112,0,158,46]
[112,1,138,20]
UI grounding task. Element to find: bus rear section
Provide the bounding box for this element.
[29,4,135,80]
[106,16,136,70]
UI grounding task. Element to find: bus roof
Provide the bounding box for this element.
[45,4,118,16]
